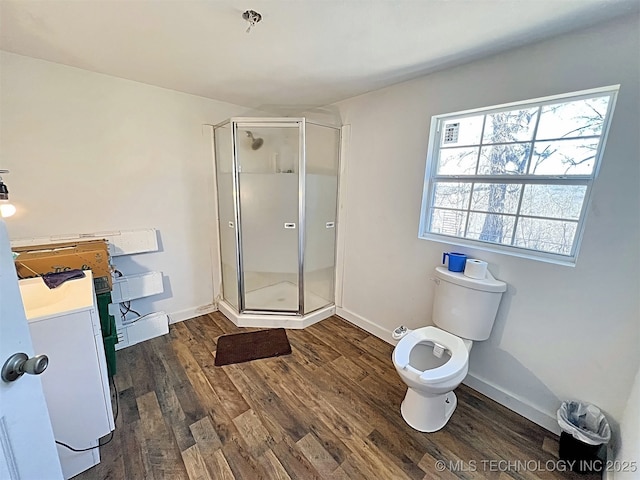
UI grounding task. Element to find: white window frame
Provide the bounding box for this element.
[418,85,620,266]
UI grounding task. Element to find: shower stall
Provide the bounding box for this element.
[213,118,340,327]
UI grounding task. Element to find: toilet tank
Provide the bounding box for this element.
[432,266,507,341]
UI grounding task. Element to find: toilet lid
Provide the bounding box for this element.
[394,326,469,384]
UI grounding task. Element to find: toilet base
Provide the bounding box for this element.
[400,388,457,432]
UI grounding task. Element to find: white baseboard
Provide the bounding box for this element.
[169,303,217,324]
[336,306,560,435]
[462,373,560,434]
[335,307,397,344]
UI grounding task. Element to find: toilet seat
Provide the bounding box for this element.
[394,326,469,384]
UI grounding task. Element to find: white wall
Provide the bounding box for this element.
[335,15,640,431]
[0,51,247,321]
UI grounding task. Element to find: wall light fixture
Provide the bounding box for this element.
[0,170,16,218]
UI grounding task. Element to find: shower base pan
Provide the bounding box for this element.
[218,282,335,329]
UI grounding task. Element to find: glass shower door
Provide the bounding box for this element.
[235,122,301,312]
[304,123,340,313]
[214,122,239,310]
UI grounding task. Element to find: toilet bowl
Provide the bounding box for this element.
[393,326,471,432]
[392,266,506,432]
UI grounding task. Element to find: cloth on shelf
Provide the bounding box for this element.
[42,269,86,289]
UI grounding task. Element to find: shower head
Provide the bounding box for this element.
[246,131,264,150]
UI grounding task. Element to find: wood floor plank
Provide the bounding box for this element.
[189,416,223,452]
[120,421,147,480]
[268,352,374,441]
[125,339,155,397]
[203,366,251,420]
[171,335,241,447]
[221,434,265,480]
[81,429,125,480]
[306,320,369,358]
[325,465,352,480]
[337,456,372,480]
[208,311,257,335]
[117,386,140,424]
[225,361,303,444]
[542,436,559,457]
[342,450,398,480]
[145,339,195,452]
[208,449,236,480]
[75,313,595,480]
[268,354,419,480]
[367,428,431,480]
[272,435,323,480]
[287,328,342,367]
[174,321,251,420]
[258,449,294,480]
[296,432,341,478]
[350,436,416,480]
[150,334,209,426]
[113,350,133,392]
[418,452,462,480]
[185,315,225,346]
[254,358,351,465]
[356,346,403,380]
[181,444,213,480]
[133,419,156,480]
[308,346,460,467]
[329,355,368,383]
[318,316,369,341]
[232,408,276,457]
[360,333,395,356]
[136,391,189,479]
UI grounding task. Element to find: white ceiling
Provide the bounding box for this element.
[1,1,638,109]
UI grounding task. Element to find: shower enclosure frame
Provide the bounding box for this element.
[213,117,341,328]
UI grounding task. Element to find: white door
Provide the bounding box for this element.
[0,220,63,479]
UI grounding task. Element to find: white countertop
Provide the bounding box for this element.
[19,271,95,320]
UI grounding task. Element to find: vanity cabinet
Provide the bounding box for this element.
[20,271,114,479]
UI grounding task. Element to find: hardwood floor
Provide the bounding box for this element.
[76,313,598,479]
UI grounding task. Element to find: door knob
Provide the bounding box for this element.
[1,352,49,382]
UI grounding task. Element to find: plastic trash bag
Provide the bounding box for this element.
[557,401,611,445]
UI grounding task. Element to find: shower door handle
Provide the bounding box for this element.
[284,223,296,229]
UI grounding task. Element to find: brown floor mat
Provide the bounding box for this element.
[214,328,292,366]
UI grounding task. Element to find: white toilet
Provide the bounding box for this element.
[392,266,506,432]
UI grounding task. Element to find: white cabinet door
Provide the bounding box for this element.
[29,309,113,478]
[0,220,63,479]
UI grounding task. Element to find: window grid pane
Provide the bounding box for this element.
[520,184,587,220]
[530,139,600,175]
[466,213,515,245]
[478,144,531,175]
[514,218,578,256]
[536,96,609,140]
[423,88,616,259]
[429,208,467,237]
[483,107,539,144]
[470,183,522,214]
[433,182,472,209]
[436,147,479,175]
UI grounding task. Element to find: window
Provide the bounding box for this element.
[418,86,619,264]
